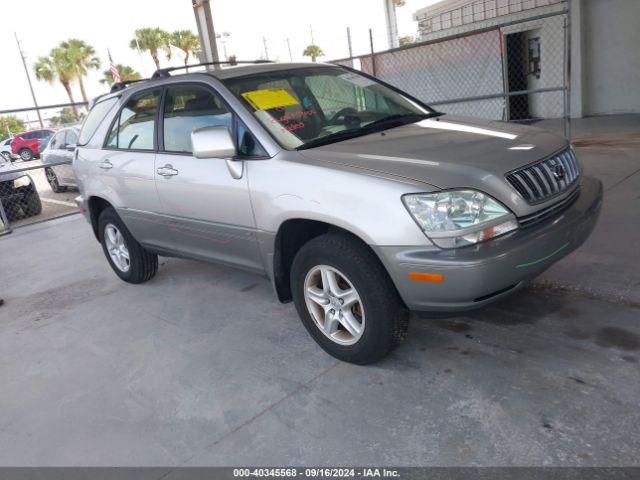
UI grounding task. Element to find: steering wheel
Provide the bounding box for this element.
[329,107,359,125]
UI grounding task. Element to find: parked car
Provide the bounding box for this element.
[1,138,21,162]
[73,62,602,364]
[0,155,42,221]
[11,129,54,161]
[41,126,79,192]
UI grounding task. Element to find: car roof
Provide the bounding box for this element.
[206,62,337,80]
[98,62,340,102]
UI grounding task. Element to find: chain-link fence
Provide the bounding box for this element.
[0,103,85,235]
[333,1,570,137]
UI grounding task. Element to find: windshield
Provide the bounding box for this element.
[224,67,437,150]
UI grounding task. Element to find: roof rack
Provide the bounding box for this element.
[110,78,148,93]
[151,60,274,79]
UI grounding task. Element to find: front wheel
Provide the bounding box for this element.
[291,233,409,364]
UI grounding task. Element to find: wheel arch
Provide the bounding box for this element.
[87,196,113,241]
[271,218,388,303]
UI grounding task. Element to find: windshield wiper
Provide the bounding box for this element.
[364,112,438,129]
[296,112,442,151]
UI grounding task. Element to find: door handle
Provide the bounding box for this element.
[98,160,113,170]
[157,164,179,177]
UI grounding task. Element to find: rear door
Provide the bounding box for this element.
[57,129,78,186]
[99,89,170,248]
[154,83,264,271]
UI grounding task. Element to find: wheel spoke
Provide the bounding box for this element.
[106,227,117,245]
[338,288,359,308]
[324,310,339,335]
[339,311,363,337]
[321,267,341,296]
[307,286,328,306]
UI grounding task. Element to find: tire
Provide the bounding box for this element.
[18,148,34,161]
[291,232,409,364]
[98,206,158,284]
[45,168,66,193]
[23,187,42,217]
[1,152,10,161]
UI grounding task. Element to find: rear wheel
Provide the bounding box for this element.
[19,148,34,161]
[45,168,66,193]
[98,207,158,284]
[291,232,409,364]
[22,187,42,217]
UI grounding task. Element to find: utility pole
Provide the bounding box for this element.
[286,38,293,62]
[14,33,43,128]
[192,0,220,67]
[310,25,315,44]
[346,27,353,59]
[383,0,399,49]
[263,37,269,60]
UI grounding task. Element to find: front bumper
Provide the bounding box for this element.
[374,176,603,312]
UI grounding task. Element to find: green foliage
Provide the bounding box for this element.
[130,27,172,69]
[49,108,84,127]
[101,64,142,86]
[171,30,200,66]
[61,39,101,103]
[303,44,324,62]
[0,116,25,141]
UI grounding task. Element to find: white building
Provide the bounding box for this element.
[412,0,640,118]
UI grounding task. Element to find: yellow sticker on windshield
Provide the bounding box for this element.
[241,89,299,111]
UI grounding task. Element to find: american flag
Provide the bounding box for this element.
[108,49,121,83]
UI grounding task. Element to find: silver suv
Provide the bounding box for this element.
[74,62,602,364]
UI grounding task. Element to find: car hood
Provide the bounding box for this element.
[299,115,569,215]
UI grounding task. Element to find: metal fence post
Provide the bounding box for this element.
[564,0,572,140]
[369,28,377,76]
[0,199,12,236]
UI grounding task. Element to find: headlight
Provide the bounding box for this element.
[402,189,518,248]
[13,176,31,188]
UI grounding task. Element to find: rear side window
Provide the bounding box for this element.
[49,132,64,149]
[106,90,160,150]
[78,97,118,146]
[162,85,232,153]
[65,129,78,146]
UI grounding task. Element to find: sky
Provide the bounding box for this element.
[1,0,443,126]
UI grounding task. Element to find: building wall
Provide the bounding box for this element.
[581,0,640,115]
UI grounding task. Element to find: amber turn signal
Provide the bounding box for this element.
[408,272,444,283]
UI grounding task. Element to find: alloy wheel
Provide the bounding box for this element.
[104,224,131,272]
[303,265,365,345]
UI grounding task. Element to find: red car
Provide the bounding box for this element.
[11,129,55,161]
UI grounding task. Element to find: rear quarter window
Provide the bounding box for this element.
[78,97,119,146]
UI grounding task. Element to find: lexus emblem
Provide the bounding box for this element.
[552,164,566,181]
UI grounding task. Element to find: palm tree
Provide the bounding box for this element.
[100,64,141,86]
[303,44,324,62]
[63,39,101,104]
[34,47,79,119]
[171,30,200,66]
[130,28,171,70]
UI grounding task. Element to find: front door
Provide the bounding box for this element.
[154,83,263,272]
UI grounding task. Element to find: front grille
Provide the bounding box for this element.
[518,186,580,228]
[506,148,580,204]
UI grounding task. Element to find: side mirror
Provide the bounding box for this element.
[191,125,236,159]
[65,144,77,152]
